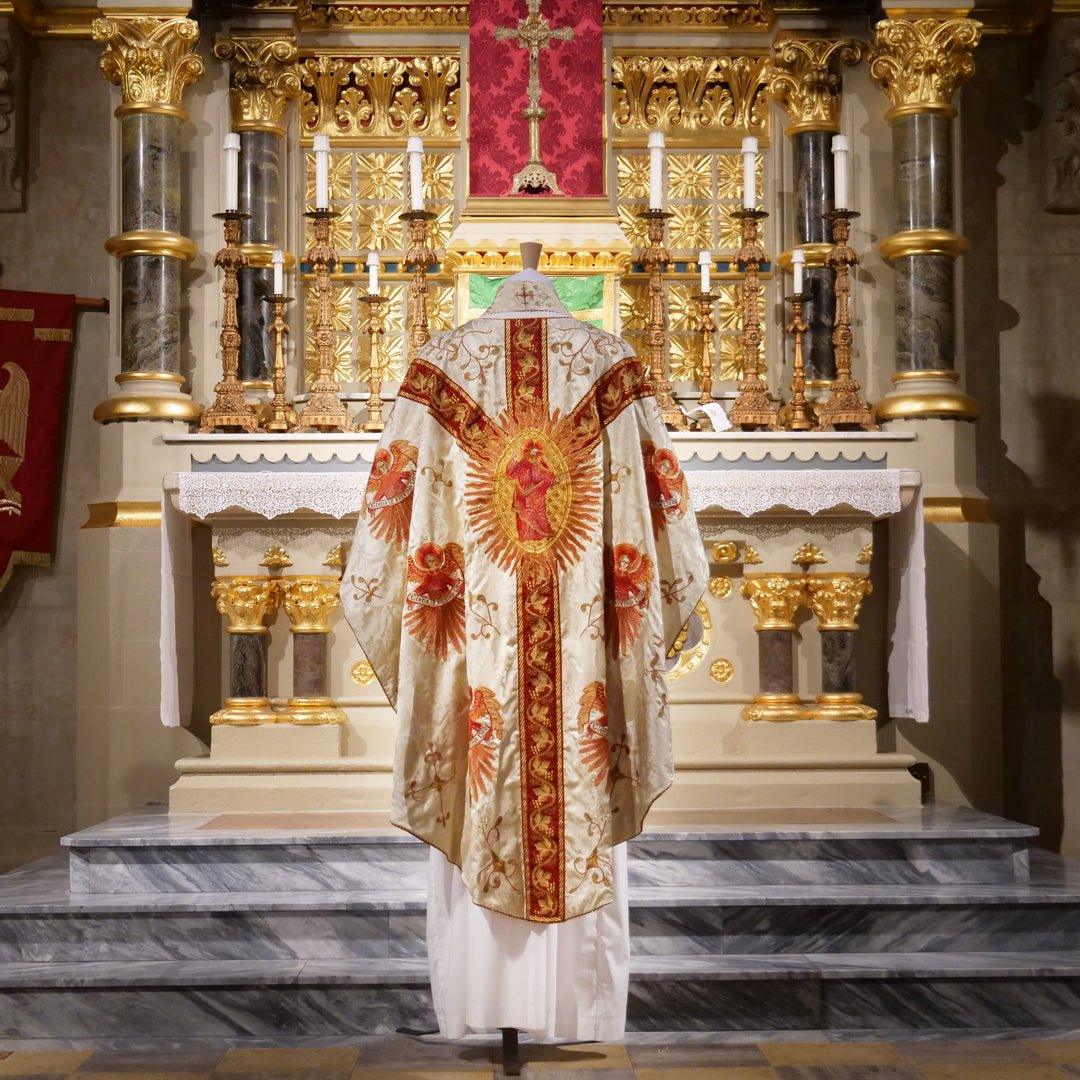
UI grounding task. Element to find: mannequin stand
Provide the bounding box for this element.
[501,1027,521,1076]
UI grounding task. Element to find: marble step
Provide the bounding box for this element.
[0,953,1078,1036]
[63,805,1037,895]
[4,858,1080,962]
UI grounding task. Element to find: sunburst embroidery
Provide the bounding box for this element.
[466,402,601,574]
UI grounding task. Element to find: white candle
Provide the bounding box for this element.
[648,131,665,211]
[832,134,849,210]
[407,136,425,211]
[314,133,330,209]
[272,248,285,296]
[698,250,712,294]
[741,136,758,210]
[222,132,240,212]
[792,247,805,294]
[366,250,380,296]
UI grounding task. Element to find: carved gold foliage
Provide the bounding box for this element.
[305,152,353,202]
[805,574,872,630]
[665,600,712,682]
[718,336,743,382]
[868,18,982,115]
[742,543,762,565]
[612,52,770,143]
[351,659,376,685]
[358,203,404,251]
[709,658,734,683]
[260,544,293,570]
[669,335,700,382]
[423,152,455,200]
[792,542,827,568]
[356,152,403,199]
[716,151,761,200]
[712,541,739,564]
[306,281,353,334]
[767,37,864,134]
[214,35,300,134]
[211,576,280,634]
[669,153,711,198]
[324,541,350,569]
[857,541,873,565]
[603,1,771,31]
[299,52,461,142]
[617,153,651,199]
[211,547,229,567]
[708,575,733,599]
[670,203,711,250]
[430,283,455,330]
[305,202,354,252]
[281,576,341,633]
[740,574,807,630]
[298,0,469,33]
[617,202,648,247]
[92,16,204,113]
[667,284,698,332]
[716,203,744,250]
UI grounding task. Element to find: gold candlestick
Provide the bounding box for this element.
[728,208,779,430]
[201,211,260,433]
[815,209,876,431]
[693,291,718,405]
[401,209,437,364]
[294,208,352,433]
[637,209,689,431]
[359,293,389,433]
[262,294,296,434]
[781,292,815,432]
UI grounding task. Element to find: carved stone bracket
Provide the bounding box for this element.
[0,17,28,213]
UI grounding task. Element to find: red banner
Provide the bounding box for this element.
[468,0,605,199]
[0,290,76,590]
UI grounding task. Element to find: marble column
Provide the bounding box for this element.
[740,575,807,722]
[869,13,983,421]
[805,574,876,721]
[91,15,204,424]
[281,577,346,725]
[768,38,864,390]
[213,35,299,396]
[210,577,281,725]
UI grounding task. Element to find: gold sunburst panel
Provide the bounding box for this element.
[299,52,461,144]
[305,333,354,384]
[611,51,771,146]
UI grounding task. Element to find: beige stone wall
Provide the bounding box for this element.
[0,41,111,869]
[961,25,1080,855]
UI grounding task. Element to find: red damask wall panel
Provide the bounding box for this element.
[468,0,605,199]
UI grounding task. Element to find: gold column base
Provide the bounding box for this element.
[93,392,203,424]
[742,693,806,723]
[804,692,878,722]
[284,696,347,726]
[875,369,980,422]
[210,697,281,726]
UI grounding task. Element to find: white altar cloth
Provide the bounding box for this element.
[161,467,927,726]
[427,844,630,1041]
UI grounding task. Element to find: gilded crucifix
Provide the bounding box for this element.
[494,0,574,195]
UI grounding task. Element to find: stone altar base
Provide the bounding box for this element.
[2,805,1080,1041]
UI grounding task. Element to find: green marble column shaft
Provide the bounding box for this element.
[793,129,836,383]
[238,130,283,385]
[893,112,955,372]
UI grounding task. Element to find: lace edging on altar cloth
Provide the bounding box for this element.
[176,468,904,522]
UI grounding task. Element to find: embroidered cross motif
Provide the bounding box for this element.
[515,284,536,307]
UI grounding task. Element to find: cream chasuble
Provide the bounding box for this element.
[342,271,708,924]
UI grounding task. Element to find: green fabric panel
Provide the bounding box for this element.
[467,274,605,317]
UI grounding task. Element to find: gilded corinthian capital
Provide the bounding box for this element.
[211,576,281,634]
[214,34,300,137]
[92,15,204,120]
[767,37,866,135]
[280,577,341,634]
[805,574,872,631]
[868,17,982,121]
[740,574,808,631]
